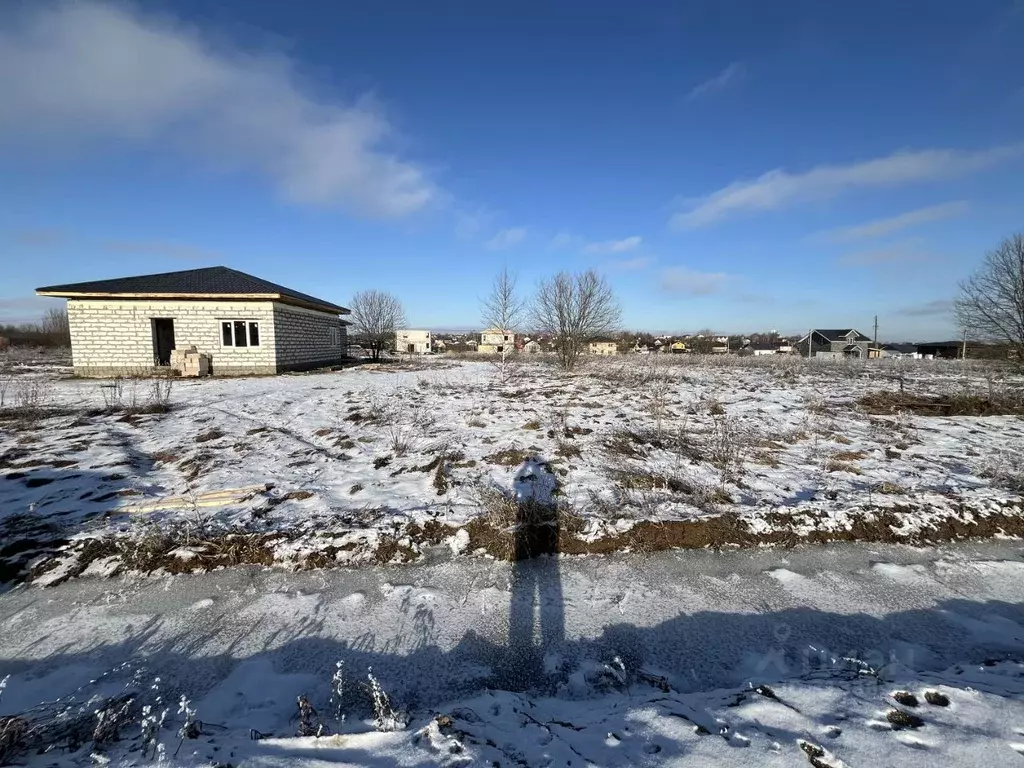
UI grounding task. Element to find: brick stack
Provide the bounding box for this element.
[171,346,211,377]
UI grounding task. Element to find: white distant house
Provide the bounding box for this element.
[396,329,432,354]
[743,342,780,356]
[522,338,542,354]
[879,343,921,359]
[478,328,515,354]
[588,339,619,356]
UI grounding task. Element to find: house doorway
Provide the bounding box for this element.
[152,318,175,366]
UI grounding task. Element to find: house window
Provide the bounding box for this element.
[221,320,260,347]
[330,327,340,346]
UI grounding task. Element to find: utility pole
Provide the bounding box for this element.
[961,328,968,360]
[807,328,813,359]
[873,315,879,349]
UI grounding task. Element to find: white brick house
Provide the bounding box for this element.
[396,329,432,354]
[37,267,350,376]
[478,328,515,354]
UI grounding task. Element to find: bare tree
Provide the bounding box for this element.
[41,307,70,346]
[532,269,621,371]
[687,329,715,355]
[956,233,1024,365]
[349,290,406,360]
[480,267,525,383]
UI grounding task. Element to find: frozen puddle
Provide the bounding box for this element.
[3,539,1024,764]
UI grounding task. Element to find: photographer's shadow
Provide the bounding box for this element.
[498,455,566,691]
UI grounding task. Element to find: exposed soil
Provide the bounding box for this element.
[8,496,1024,586]
[858,390,1024,416]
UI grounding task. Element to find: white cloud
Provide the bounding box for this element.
[454,205,497,241]
[671,145,1023,229]
[9,229,68,247]
[102,239,221,261]
[582,236,642,254]
[897,299,956,317]
[687,62,744,102]
[548,231,576,249]
[659,266,730,296]
[485,227,527,250]
[836,239,929,267]
[817,201,970,243]
[606,256,653,272]
[0,2,437,218]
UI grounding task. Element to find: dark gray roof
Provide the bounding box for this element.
[37,266,349,314]
[746,342,779,350]
[882,343,919,353]
[812,328,871,342]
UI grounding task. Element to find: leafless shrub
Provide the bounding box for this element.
[480,267,526,385]
[646,361,676,439]
[603,467,730,513]
[979,451,1024,492]
[706,412,750,481]
[957,232,1024,366]
[387,425,411,457]
[0,374,11,407]
[149,378,173,411]
[531,269,621,371]
[0,671,142,764]
[99,379,124,409]
[367,669,405,732]
[349,290,406,360]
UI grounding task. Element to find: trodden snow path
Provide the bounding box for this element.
[5,540,1024,765]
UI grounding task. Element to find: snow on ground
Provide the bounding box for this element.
[1,355,1023,583]
[4,541,1024,765]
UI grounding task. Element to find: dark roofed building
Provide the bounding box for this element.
[37,267,350,376]
[799,328,872,359]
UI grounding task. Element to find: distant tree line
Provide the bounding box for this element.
[0,308,70,348]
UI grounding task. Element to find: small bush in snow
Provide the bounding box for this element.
[366,668,404,732]
[330,661,346,724]
[296,694,322,737]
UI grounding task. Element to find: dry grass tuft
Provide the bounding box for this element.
[825,460,862,475]
[484,447,531,466]
[859,389,1024,417]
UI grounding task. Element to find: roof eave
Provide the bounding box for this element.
[36,290,350,315]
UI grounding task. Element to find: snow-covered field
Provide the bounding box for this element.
[4,541,1024,766]
[1,355,1023,584]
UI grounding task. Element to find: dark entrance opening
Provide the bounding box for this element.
[152,318,175,366]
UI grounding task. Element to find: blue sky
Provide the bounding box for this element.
[1,0,1022,339]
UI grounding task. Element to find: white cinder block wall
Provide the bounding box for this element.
[67,299,346,376]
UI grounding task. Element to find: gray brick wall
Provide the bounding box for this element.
[272,302,347,371]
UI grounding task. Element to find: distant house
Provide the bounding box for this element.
[879,343,920,359]
[588,339,619,356]
[801,329,872,359]
[36,266,349,376]
[478,328,515,354]
[742,342,780,356]
[522,339,542,354]
[712,343,730,354]
[433,339,447,352]
[916,341,962,360]
[670,341,687,354]
[396,329,432,354]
